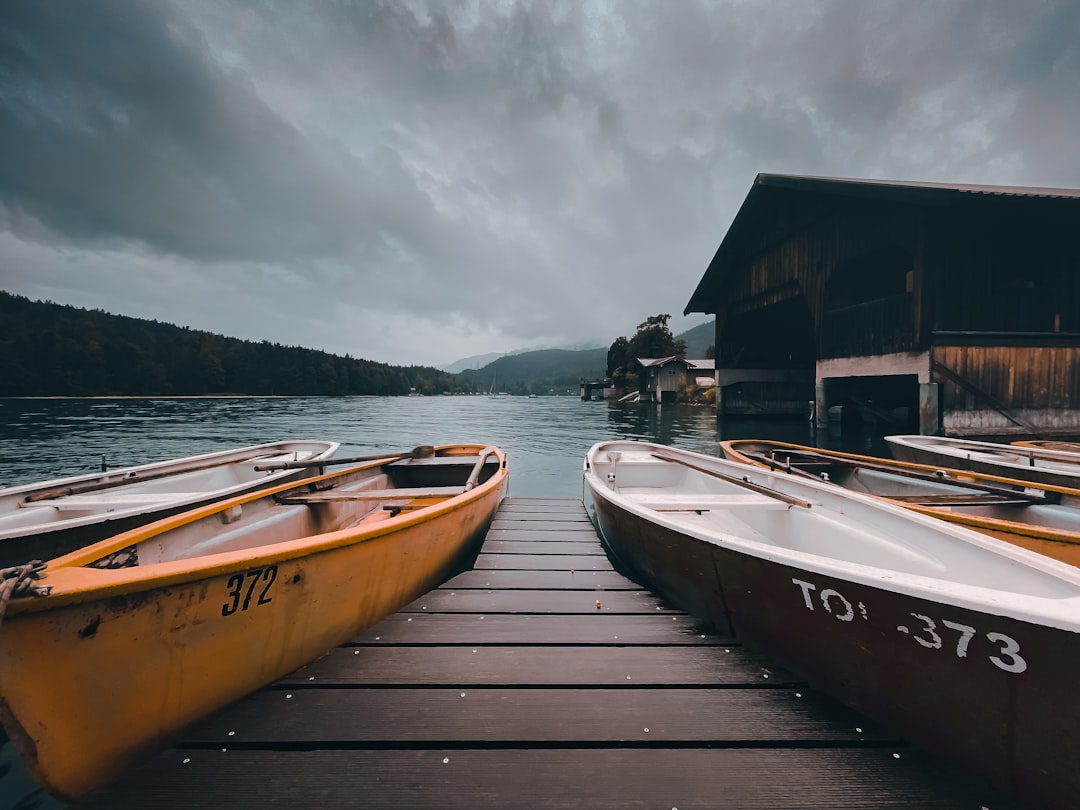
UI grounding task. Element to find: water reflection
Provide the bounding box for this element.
[0,396,899,498]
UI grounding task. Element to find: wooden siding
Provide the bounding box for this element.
[820,293,915,358]
[933,200,1079,333]
[717,197,927,363]
[932,344,1080,412]
[712,190,1078,364]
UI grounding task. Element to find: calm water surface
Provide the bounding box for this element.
[0,396,893,495]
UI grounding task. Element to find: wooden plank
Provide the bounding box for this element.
[481,541,604,555]
[500,498,585,510]
[494,506,590,515]
[486,526,598,539]
[441,569,639,590]
[494,509,591,520]
[473,553,613,570]
[494,501,587,514]
[402,589,675,614]
[489,521,596,533]
[489,528,599,542]
[350,613,726,644]
[77,749,1016,810]
[284,645,797,685]
[185,687,898,744]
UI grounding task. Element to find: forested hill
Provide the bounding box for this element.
[0,292,470,397]
[458,348,608,396]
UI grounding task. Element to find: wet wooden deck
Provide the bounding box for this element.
[76,498,1014,808]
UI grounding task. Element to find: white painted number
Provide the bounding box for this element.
[909,613,943,649]
[987,632,1028,673]
[791,578,1027,675]
[942,620,976,658]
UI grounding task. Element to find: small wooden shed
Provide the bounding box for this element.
[685,174,1080,436]
[638,357,715,403]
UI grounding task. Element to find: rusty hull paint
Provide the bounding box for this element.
[0,446,506,800]
[590,493,1080,810]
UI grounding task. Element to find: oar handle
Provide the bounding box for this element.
[749,448,1056,505]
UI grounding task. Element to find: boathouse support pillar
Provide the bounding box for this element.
[814,381,828,430]
[918,382,940,436]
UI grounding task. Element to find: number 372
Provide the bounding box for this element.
[222,565,278,616]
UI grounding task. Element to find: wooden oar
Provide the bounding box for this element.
[253,445,435,472]
[24,449,295,503]
[746,448,1058,505]
[650,453,813,509]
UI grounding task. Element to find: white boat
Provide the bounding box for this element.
[0,440,339,566]
[886,434,1080,490]
[584,440,1080,809]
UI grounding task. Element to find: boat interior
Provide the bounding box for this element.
[89,452,502,568]
[592,447,1080,597]
[2,449,329,534]
[738,447,1080,533]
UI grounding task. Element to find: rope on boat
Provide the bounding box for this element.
[0,561,51,627]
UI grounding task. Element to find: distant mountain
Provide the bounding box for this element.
[678,320,715,357]
[458,348,608,395]
[445,323,713,394]
[441,352,504,374]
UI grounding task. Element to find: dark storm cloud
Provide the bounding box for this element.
[0,0,374,261]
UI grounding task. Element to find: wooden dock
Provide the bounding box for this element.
[76,498,1015,808]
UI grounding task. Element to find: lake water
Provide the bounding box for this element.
[0,396,896,496]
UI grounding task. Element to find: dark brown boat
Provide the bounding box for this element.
[584,440,1080,810]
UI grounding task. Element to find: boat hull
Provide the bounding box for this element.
[886,435,1080,490]
[0,446,506,800]
[585,445,1080,809]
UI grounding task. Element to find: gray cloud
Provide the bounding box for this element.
[2,0,1079,365]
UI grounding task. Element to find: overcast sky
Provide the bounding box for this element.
[2,1,1079,367]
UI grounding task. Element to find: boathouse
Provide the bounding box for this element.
[685,174,1080,436]
[638,357,715,403]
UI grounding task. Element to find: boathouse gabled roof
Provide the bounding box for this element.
[684,173,1080,315]
[638,357,714,370]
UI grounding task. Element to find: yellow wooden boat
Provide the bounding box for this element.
[0,443,507,800]
[720,439,1080,566]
